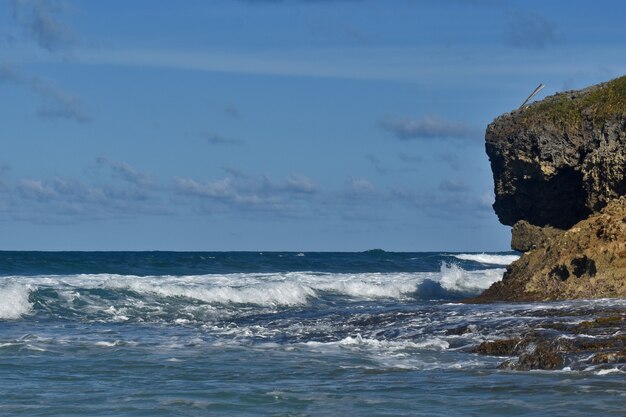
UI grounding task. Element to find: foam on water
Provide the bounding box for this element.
[302,335,488,371]
[311,274,419,299]
[596,368,624,375]
[106,278,318,307]
[439,263,504,294]
[94,340,122,347]
[335,334,450,351]
[453,253,520,265]
[0,265,504,324]
[0,283,33,319]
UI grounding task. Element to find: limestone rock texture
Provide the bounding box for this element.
[487,77,626,229]
[476,197,626,301]
[475,76,626,302]
[510,220,563,252]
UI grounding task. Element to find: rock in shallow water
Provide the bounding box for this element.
[473,314,626,371]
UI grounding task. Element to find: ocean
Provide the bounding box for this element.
[0,251,624,416]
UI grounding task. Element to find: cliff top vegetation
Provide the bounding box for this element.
[522,75,626,127]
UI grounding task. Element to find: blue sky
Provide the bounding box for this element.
[0,0,624,251]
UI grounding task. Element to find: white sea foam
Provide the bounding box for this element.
[306,334,450,352]
[301,334,473,371]
[107,279,318,306]
[313,276,417,299]
[32,272,420,307]
[2,266,505,320]
[595,367,624,375]
[453,253,520,265]
[439,264,504,294]
[0,283,33,319]
[95,340,122,347]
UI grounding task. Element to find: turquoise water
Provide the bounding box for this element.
[0,251,624,416]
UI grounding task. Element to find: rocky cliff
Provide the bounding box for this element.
[488,76,626,230]
[474,76,626,301]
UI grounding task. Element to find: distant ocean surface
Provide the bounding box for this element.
[0,251,624,416]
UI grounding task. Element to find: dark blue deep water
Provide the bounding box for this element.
[0,251,624,416]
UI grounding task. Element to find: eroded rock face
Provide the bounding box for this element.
[487,78,626,229]
[473,197,626,302]
[510,220,563,252]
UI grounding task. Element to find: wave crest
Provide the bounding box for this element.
[439,263,503,294]
[452,253,519,265]
[1,266,505,322]
[107,279,317,307]
[0,283,33,319]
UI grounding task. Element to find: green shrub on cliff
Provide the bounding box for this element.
[523,75,626,127]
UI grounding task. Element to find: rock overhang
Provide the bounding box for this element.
[486,76,626,229]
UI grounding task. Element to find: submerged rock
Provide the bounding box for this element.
[510,341,565,371]
[473,313,626,371]
[473,338,520,355]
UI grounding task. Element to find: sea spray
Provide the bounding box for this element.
[439,263,504,294]
[0,283,33,319]
[452,253,520,265]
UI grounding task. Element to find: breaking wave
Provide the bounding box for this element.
[439,263,503,293]
[452,253,519,265]
[0,283,33,319]
[1,265,504,322]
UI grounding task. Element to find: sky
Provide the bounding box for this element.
[1,0,625,251]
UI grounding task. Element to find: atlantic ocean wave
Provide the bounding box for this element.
[452,253,520,265]
[0,283,33,319]
[0,250,512,276]
[0,265,504,322]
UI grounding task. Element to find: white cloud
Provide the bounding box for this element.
[380,115,479,141]
[343,178,377,200]
[17,178,56,200]
[174,172,319,212]
[96,157,151,186]
[284,174,318,194]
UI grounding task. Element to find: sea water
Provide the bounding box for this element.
[0,251,624,416]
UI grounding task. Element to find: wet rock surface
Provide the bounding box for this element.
[472,311,626,371]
